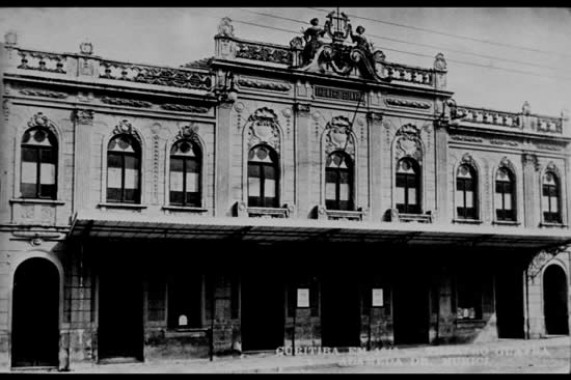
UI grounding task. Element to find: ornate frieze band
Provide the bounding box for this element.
[19,89,68,99]
[236,78,291,92]
[385,98,430,109]
[101,96,153,108]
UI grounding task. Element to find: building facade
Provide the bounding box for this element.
[0,13,570,371]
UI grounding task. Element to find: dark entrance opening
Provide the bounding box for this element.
[543,265,569,335]
[321,274,361,348]
[98,258,143,361]
[11,258,60,368]
[393,272,429,345]
[496,269,525,338]
[241,273,285,352]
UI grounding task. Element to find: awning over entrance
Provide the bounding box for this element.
[69,211,571,250]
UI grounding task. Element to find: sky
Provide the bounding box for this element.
[1,7,571,117]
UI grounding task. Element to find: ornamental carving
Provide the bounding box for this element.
[290,12,388,81]
[113,119,141,142]
[175,124,201,144]
[101,97,153,108]
[246,108,281,152]
[385,98,431,109]
[99,62,213,90]
[236,78,291,92]
[18,50,66,73]
[395,124,422,162]
[160,104,210,113]
[522,153,539,171]
[27,112,58,135]
[460,153,477,167]
[235,42,291,65]
[528,251,556,278]
[19,89,68,99]
[73,109,94,125]
[324,116,355,159]
[499,156,516,173]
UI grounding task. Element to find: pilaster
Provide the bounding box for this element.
[294,103,313,219]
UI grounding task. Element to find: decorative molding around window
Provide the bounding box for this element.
[316,205,365,221]
[494,160,517,223]
[456,163,478,220]
[106,121,142,204]
[541,166,562,225]
[20,117,59,200]
[394,124,422,162]
[243,107,284,210]
[235,201,293,218]
[245,107,281,152]
[169,127,203,208]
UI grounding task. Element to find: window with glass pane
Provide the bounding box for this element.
[396,158,420,214]
[170,140,202,207]
[456,164,477,219]
[325,152,354,211]
[106,135,141,203]
[20,128,57,199]
[495,167,516,221]
[248,145,279,207]
[542,171,561,223]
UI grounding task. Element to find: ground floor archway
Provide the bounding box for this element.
[11,257,60,367]
[543,264,569,335]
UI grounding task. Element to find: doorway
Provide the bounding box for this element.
[241,273,285,352]
[98,261,143,361]
[543,265,569,335]
[11,258,60,368]
[321,274,361,348]
[393,274,429,345]
[496,269,525,338]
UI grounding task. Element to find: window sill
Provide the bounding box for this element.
[455,319,486,324]
[97,203,147,210]
[9,198,65,206]
[10,198,65,206]
[317,206,365,221]
[539,222,568,228]
[492,220,520,226]
[452,218,483,225]
[162,206,208,213]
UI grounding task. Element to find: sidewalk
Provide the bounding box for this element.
[68,336,570,373]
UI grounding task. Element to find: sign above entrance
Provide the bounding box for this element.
[372,288,384,307]
[314,86,361,102]
[297,288,310,308]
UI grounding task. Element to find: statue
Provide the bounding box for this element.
[434,53,447,71]
[218,17,234,38]
[351,25,372,54]
[522,101,531,116]
[301,18,326,65]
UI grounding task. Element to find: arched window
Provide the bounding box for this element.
[170,140,202,207]
[495,167,516,221]
[20,128,58,199]
[248,145,279,207]
[107,134,141,203]
[325,152,354,211]
[542,171,561,223]
[396,158,420,214]
[456,164,477,219]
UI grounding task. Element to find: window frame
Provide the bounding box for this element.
[456,164,478,220]
[495,166,517,222]
[325,151,355,211]
[395,157,421,214]
[169,139,203,208]
[542,170,562,224]
[247,144,280,208]
[19,127,58,200]
[106,134,142,204]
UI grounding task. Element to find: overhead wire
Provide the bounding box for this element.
[229,18,571,82]
[236,8,569,73]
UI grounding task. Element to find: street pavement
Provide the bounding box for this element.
[53,336,571,373]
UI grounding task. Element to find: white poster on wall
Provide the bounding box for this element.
[297,288,310,308]
[372,288,384,307]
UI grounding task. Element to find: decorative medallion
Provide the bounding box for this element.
[246,108,281,152]
[324,116,355,159]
